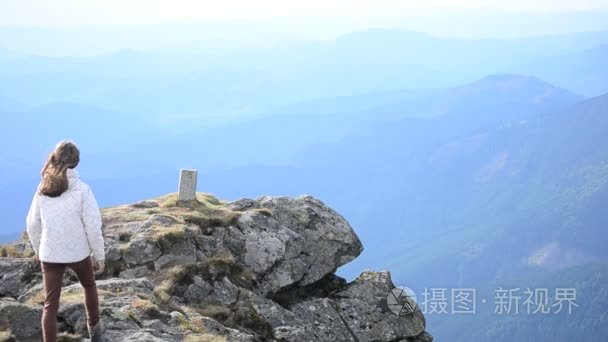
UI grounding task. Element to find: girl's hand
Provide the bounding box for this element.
[91,256,105,275]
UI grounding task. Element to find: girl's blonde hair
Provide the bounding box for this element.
[39,140,80,197]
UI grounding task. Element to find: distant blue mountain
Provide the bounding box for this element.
[0,28,606,124]
[516,43,608,96]
[0,74,579,239]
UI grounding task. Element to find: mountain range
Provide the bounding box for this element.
[1,27,608,341]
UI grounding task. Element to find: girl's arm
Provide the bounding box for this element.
[26,187,42,256]
[81,186,105,262]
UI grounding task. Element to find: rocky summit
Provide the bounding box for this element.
[0,193,432,341]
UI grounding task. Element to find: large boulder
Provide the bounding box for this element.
[226,195,364,293]
[101,194,363,295]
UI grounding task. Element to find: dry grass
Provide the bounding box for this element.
[253,208,273,217]
[131,297,161,318]
[157,193,243,234]
[183,212,240,233]
[101,206,151,224]
[190,302,273,340]
[184,334,227,342]
[0,329,15,342]
[56,332,83,342]
[102,193,243,242]
[151,225,188,252]
[160,193,238,219]
[26,287,113,306]
[193,303,232,322]
[175,314,206,334]
[160,193,224,208]
[0,245,24,258]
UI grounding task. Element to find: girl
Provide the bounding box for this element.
[26,140,106,342]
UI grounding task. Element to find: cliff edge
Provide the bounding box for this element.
[0,193,432,341]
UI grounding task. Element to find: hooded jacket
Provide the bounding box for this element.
[26,168,105,263]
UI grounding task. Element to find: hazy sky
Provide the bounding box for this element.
[1,0,608,55]
[2,0,608,28]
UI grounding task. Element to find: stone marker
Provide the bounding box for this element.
[178,169,198,201]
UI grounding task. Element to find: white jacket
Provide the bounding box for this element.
[26,168,105,263]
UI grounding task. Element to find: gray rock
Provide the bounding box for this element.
[122,238,162,265]
[0,257,40,298]
[16,282,44,303]
[242,289,318,341]
[226,195,363,294]
[226,198,257,211]
[405,331,434,341]
[58,301,87,334]
[0,258,29,297]
[119,265,149,279]
[0,298,41,340]
[56,285,184,340]
[289,298,356,341]
[183,276,239,305]
[104,244,122,262]
[168,311,185,325]
[142,214,179,228]
[88,277,155,296]
[57,278,157,334]
[332,270,426,341]
[153,238,196,270]
[189,314,256,342]
[0,194,432,341]
[241,225,285,273]
[100,329,173,342]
